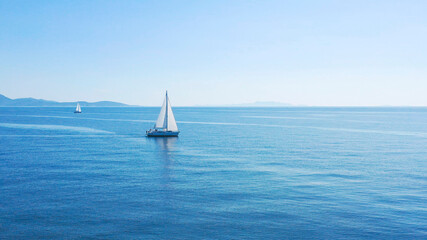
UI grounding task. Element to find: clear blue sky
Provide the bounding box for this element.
[1,0,426,106]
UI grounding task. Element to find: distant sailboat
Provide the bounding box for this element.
[74,102,82,113]
[146,91,179,137]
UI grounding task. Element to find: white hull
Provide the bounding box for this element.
[146,129,179,137]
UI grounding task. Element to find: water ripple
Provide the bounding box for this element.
[0,123,112,134]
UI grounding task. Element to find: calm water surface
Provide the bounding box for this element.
[1,107,426,239]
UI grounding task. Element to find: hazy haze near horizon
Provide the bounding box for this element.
[1,0,426,106]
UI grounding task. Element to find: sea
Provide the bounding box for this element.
[0,107,426,239]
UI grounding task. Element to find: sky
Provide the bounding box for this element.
[1,0,426,106]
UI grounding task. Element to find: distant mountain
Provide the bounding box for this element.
[0,94,131,107]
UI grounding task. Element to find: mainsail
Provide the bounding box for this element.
[75,103,81,112]
[154,92,178,131]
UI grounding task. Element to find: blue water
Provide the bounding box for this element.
[1,107,426,239]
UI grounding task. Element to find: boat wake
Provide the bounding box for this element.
[0,123,112,134]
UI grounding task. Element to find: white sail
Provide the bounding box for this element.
[154,92,178,131]
[75,103,81,112]
[155,98,167,129]
[166,97,178,131]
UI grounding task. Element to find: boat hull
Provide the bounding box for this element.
[146,130,179,137]
[74,111,81,113]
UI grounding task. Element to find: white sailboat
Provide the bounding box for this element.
[146,91,179,137]
[74,102,82,113]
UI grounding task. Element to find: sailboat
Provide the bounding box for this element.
[146,91,179,137]
[74,102,82,113]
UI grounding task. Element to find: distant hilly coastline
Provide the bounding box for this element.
[0,94,296,107]
[0,94,131,107]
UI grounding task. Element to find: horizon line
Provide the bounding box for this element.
[1,94,426,108]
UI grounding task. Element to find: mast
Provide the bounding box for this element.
[165,91,168,130]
